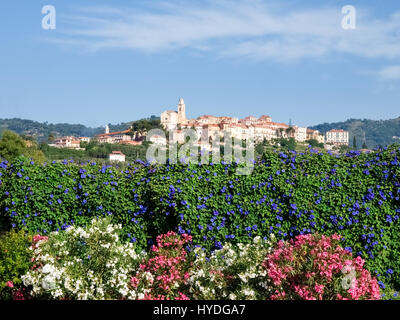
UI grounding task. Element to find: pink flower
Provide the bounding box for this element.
[264,233,380,300]
[314,284,324,294]
[6,281,14,288]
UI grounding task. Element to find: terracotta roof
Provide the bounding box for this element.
[198,115,218,119]
[96,129,131,137]
[119,141,142,145]
[202,124,220,128]
[270,122,289,128]
[253,124,271,128]
[111,151,125,155]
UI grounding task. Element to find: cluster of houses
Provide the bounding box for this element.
[47,98,350,162]
[159,98,349,148]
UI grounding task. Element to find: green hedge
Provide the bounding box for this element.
[1,145,400,290]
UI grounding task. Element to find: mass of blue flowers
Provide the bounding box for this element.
[0,144,400,293]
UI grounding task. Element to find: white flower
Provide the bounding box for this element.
[42,264,55,274]
[21,273,33,286]
[253,236,262,244]
[42,275,57,290]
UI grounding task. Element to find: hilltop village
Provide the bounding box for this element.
[48,98,349,161]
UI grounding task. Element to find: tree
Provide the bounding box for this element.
[0,130,45,163]
[48,133,55,143]
[278,138,297,151]
[306,139,324,149]
[353,136,357,149]
[255,143,264,155]
[336,144,351,154]
[362,142,368,149]
[0,130,26,160]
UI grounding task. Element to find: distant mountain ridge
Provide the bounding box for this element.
[310,117,400,148]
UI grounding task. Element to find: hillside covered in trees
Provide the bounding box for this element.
[310,117,400,148]
[0,116,160,142]
[1,116,400,148]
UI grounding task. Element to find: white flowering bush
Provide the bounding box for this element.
[188,235,276,300]
[21,218,144,300]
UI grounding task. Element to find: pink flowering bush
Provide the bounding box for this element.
[263,233,380,300]
[129,231,192,300]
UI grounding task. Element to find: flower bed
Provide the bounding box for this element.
[1,144,400,290]
[1,219,390,300]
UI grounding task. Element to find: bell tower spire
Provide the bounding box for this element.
[177,97,186,124]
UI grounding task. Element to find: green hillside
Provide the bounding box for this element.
[310,117,400,148]
[0,116,160,142]
[1,116,400,148]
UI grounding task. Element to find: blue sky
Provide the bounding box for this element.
[1,0,400,128]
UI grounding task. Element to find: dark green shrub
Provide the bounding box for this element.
[0,229,33,300]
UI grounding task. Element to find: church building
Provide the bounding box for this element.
[161,98,187,130]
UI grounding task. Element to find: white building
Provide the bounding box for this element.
[79,137,91,143]
[294,127,308,142]
[306,129,325,144]
[96,128,132,144]
[160,98,187,130]
[325,129,349,145]
[109,151,126,162]
[53,136,81,149]
[149,134,167,145]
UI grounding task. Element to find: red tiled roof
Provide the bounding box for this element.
[96,129,131,137]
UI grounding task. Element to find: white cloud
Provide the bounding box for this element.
[378,65,400,80]
[52,0,400,62]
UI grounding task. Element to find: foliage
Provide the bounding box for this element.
[264,233,380,300]
[129,231,192,300]
[0,130,26,161]
[276,138,297,150]
[21,217,143,300]
[39,144,88,161]
[1,144,400,291]
[129,118,163,138]
[310,116,400,148]
[0,130,45,164]
[40,141,151,162]
[0,229,33,300]
[306,139,324,149]
[380,287,400,300]
[188,235,276,300]
[0,118,102,142]
[0,117,160,144]
[0,157,152,250]
[85,141,151,161]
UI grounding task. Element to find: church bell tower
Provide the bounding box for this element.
[177,97,186,124]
